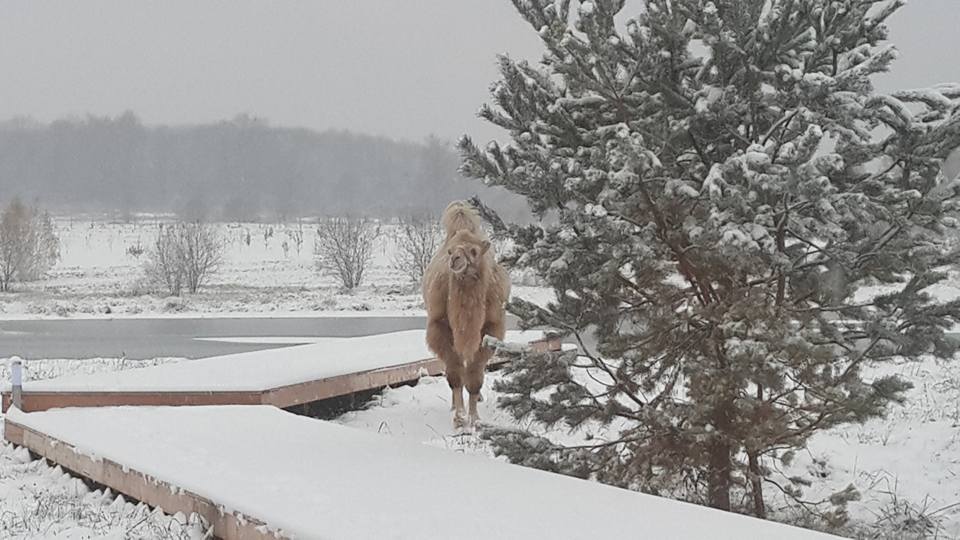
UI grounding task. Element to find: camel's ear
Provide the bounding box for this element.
[479,240,491,254]
[447,247,453,256]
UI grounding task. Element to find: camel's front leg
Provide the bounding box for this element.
[446,355,467,428]
[452,385,466,428]
[467,393,480,427]
[428,317,467,429]
[465,354,487,428]
[446,362,468,429]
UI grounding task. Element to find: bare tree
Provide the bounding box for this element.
[286,218,305,255]
[146,224,183,296]
[392,214,442,284]
[144,221,224,295]
[0,199,60,292]
[181,222,225,294]
[314,217,380,290]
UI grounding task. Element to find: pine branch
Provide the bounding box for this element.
[466,195,508,237]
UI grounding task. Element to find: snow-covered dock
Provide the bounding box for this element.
[1,330,558,412]
[4,405,837,540]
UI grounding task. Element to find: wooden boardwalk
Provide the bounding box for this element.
[4,406,836,540]
[0,329,842,539]
[2,330,559,412]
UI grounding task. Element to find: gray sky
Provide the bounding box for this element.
[0,1,958,144]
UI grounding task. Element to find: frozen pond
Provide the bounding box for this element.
[0,316,428,359]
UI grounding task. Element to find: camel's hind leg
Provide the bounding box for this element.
[427,318,466,428]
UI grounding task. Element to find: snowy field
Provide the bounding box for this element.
[0,216,547,319]
[0,444,206,539]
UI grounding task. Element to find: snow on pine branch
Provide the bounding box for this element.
[483,334,572,360]
[482,335,529,355]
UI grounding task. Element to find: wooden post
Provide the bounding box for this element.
[10,356,23,410]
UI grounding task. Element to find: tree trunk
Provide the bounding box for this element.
[707,438,732,511]
[748,450,766,518]
[708,345,735,512]
[707,404,733,511]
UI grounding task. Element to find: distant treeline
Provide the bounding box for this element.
[0,113,526,221]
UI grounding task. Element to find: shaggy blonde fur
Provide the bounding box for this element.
[440,200,482,239]
[423,200,510,428]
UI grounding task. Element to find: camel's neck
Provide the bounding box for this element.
[448,266,489,302]
[447,266,490,357]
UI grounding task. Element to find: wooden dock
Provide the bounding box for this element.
[2,330,559,412]
[4,405,837,540]
[0,329,842,539]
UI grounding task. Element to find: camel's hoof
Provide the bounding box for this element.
[453,413,467,430]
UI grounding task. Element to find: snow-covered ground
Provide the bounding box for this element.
[337,356,960,538]
[784,357,960,538]
[0,217,550,319]
[0,444,207,539]
[3,352,959,537]
[0,358,183,386]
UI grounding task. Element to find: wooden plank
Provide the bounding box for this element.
[4,418,283,540]
[529,336,563,353]
[2,390,265,413]
[263,358,442,408]
[1,336,564,412]
[265,336,561,407]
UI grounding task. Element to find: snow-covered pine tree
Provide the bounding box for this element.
[459,0,960,520]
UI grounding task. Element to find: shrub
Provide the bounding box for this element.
[144,221,224,295]
[392,214,442,284]
[0,198,59,292]
[314,217,380,290]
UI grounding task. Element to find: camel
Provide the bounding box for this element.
[423,201,510,428]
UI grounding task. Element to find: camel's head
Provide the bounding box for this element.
[447,232,490,278]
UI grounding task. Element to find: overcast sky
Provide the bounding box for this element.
[0,1,957,145]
